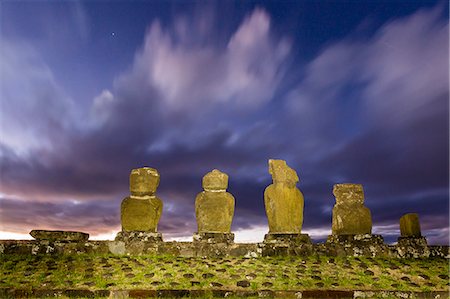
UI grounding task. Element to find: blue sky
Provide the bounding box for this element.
[0,0,448,244]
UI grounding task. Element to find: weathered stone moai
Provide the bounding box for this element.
[194,169,235,243]
[116,167,163,242]
[264,159,304,234]
[397,213,429,258]
[327,184,389,257]
[331,183,372,235]
[399,213,421,237]
[262,159,312,255]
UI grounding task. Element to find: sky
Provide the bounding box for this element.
[0,0,448,244]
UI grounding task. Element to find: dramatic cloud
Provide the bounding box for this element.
[0,4,448,244]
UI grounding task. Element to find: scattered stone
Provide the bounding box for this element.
[419,273,430,280]
[122,267,133,272]
[202,273,214,279]
[245,273,257,280]
[83,282,95,287]
[151,281,161,286]
[195,169,235,234]
[262,282,273,287]
[30,230,89,242]
[399,213,422,237]
[264,159,304,233]
[358,263,368,269]
[210,282,223,287]
[438,274,449,280]
[163,273,172,278]
[331,184,372,235]
[230,274,241,279]
[120,167,163,232]
[364,270,374,276]
[126,273,135,278]
[311,275,321,280]
[191,281,200,286]
[409,282,420,287]
[315,282,325,287]
[144,273,155,278]
[237,280,250,288]
[401,276,410,282]
[183,273,194,279]
[331,283,339,287]
[103,273,113,279]
[215,268,226,273]
[170,282,180,287]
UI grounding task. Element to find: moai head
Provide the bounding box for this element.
[333,183,364,205]
[268,159,299,187]
[129,167,160,196]
[202,169,228,191]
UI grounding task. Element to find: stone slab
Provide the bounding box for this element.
[29,230,89,242]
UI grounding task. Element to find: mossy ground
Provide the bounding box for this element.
[0,254,448,292]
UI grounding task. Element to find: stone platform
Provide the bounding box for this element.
[0,237,448,258]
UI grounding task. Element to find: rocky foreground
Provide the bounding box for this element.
[0,254,448,298]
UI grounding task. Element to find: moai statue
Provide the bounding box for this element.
[331,183,372,235]
[397,213,429,258]
[194,169,235,243]
[399,213,421,237]
[264,159,304,234]
[327,184,389,257]
[120,167,163,233]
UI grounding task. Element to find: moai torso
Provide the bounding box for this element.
[264,159,304,233]
[121,167,163,232]
[195,169,235,233]
[331,184,372,235]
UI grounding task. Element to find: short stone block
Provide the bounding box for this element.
[261,233,313,256]
[115,231,163,243]
[193,232,234,244]
[263,233,311,244]
[326,234,390,257]
[397,236,429,258]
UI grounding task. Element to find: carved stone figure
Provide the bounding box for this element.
[331,183,372,235]
[264,159,304,233]
[120,167,163,232]
[399,213,421,237]
[195,169,235,233]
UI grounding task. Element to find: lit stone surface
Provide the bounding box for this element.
[121,167,163,232]
[195,169,235,233]
[399,213,422,237]
[331,184,372,235]
[264,159,304,233]
[30,230,89,242]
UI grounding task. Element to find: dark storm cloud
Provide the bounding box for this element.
[0,4,448,243]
